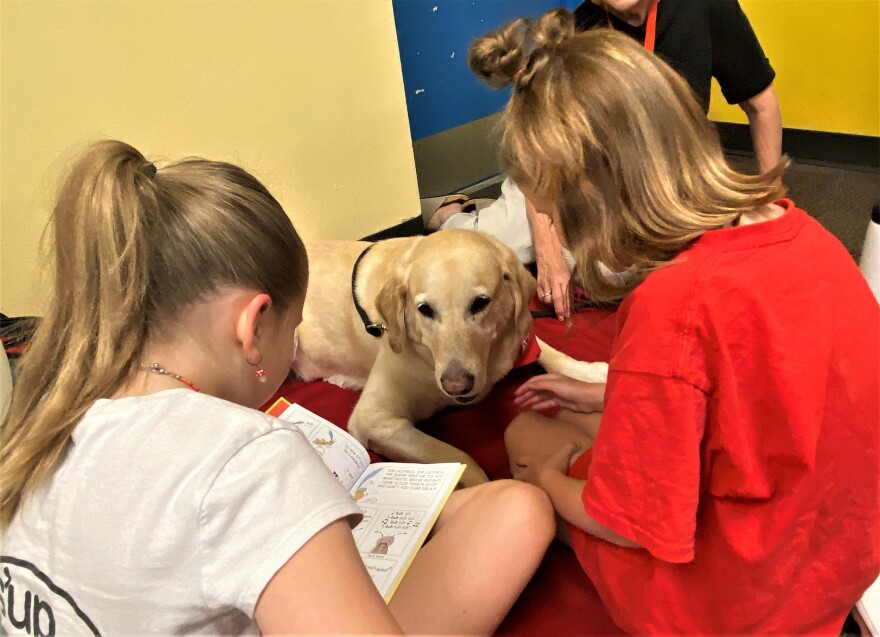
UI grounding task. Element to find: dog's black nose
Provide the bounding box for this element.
[440,365,475,396]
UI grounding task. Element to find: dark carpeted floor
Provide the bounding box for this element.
[367,153,879,265]
[727,153,879,263]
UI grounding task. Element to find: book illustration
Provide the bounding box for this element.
[353,466,384,503]
[353,507,424,558]
[308,424,367,488]
[265,400,371,492]
[369,530,408,555]
[311,429,335,457]
[353,506,425,594]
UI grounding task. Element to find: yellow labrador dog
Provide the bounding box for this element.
[293,229,607,486]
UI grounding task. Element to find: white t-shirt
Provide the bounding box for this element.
[0,389,362,636]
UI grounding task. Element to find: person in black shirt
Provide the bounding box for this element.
[574,0,781,172]
[424,0,782,322]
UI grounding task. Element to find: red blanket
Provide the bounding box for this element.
[264,305,625,636]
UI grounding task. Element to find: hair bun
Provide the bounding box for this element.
[469,9,575,88]
[531,8,575,50]
[468,17,530,88]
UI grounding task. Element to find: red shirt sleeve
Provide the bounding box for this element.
[583,370,707,563]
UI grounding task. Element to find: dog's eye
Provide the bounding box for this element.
[470,296,491,315]
[417,303,435,319]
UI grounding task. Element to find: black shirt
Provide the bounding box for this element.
[574,0,775,112]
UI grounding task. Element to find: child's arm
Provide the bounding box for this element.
[541,471,641,548]
[255,519,404,635]
[513,444,642,549]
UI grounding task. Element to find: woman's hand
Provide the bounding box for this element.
[537,243,572,321]
[525,197,571,321]
[514,374,606,414]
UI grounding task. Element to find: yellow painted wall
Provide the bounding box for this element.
[709,0,879,136]
[0,0,419,316]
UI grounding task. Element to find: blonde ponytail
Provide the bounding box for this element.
[0,141,155,527]
[0,140,308,527]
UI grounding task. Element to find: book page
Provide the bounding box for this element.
[269,399,371,492]
[349,462,465,601]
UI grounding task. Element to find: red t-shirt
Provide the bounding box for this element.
[568,200,880,634]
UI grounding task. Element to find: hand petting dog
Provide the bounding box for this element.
[514,375,606,414]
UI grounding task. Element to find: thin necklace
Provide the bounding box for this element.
[138,362,201,392]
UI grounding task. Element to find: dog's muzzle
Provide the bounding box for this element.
[440,363,475,398]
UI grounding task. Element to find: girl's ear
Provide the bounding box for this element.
[235,293,273,361]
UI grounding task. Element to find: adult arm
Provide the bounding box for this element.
[709,0,781,172]
[526,197,571,320]
[739,83,783,174]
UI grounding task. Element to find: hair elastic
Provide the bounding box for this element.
[143,163,157,178]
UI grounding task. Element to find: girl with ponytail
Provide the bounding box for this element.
[488,10,879,635]
[0,140,553,635]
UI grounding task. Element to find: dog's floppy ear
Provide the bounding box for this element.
[375,277,408,354]
[500,250,536,336]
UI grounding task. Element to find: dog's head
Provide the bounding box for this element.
[374,229,535,403]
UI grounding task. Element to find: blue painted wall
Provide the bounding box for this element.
[393,0,577,141]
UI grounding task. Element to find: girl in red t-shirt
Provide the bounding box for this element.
[472,9,880,635]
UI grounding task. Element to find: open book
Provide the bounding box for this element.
[266,398,464,601]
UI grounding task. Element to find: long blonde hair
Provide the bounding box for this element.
[0,140,308,527]
[470,9,787,300]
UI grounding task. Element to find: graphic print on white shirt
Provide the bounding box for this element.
[1,556,99,636]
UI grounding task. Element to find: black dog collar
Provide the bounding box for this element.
[351,244,388,338]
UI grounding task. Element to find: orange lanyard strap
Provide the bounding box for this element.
[604,0,659,53]
[643,0,658,53]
